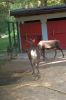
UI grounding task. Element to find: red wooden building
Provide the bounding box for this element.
[10,5,66,51]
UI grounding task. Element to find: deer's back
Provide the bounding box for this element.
[38,40,60,48]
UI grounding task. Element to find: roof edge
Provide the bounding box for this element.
[10,5,66,17]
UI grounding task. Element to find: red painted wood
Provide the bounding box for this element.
[47,20,66,49]
[20,22,42,51]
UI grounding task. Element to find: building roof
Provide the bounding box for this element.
[10,5,66,17]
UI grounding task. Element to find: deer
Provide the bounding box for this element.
[37,40,64,59]
[26,39,40,79]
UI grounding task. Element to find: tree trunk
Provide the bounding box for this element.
[64,0,66,4]
[40,0,47,6]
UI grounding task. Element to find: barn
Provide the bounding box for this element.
[10,5,66,51]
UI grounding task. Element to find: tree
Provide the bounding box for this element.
[61,0,66,4]
[39,0,47,6]
[0,0,14,34]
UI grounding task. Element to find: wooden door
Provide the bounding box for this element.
[20,21,42,51]
[47,20,66,49]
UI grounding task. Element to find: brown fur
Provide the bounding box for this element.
[38,40,64,58]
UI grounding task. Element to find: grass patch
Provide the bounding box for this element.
[0,37,9,52]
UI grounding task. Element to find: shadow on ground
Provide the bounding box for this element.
[0,70,33,86]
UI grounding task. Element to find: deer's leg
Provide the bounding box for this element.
[58,47,64,58]
[54,49,57,58]
[31,65,35,75]
[35,62,40,79]
[30,61,35,75]
[41,48,45,60]
[30,60,35,75]
[36,63,39,74]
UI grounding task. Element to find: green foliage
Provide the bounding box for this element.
[0,2,9,34]
[0,37,9,51]
[0,22,8,34]
[0,0,66,35]
[48,0,63,6]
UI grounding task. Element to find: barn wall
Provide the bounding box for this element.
[16,12,66,39]
[16,15,48,41]
[15,12,66,50]
[20,21,42,50]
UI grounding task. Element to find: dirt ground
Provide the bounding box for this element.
[0,50,66,100]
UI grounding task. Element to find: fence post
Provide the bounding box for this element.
[12,22,16,45]
[7,22,12,48]
[16,22,20,52]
